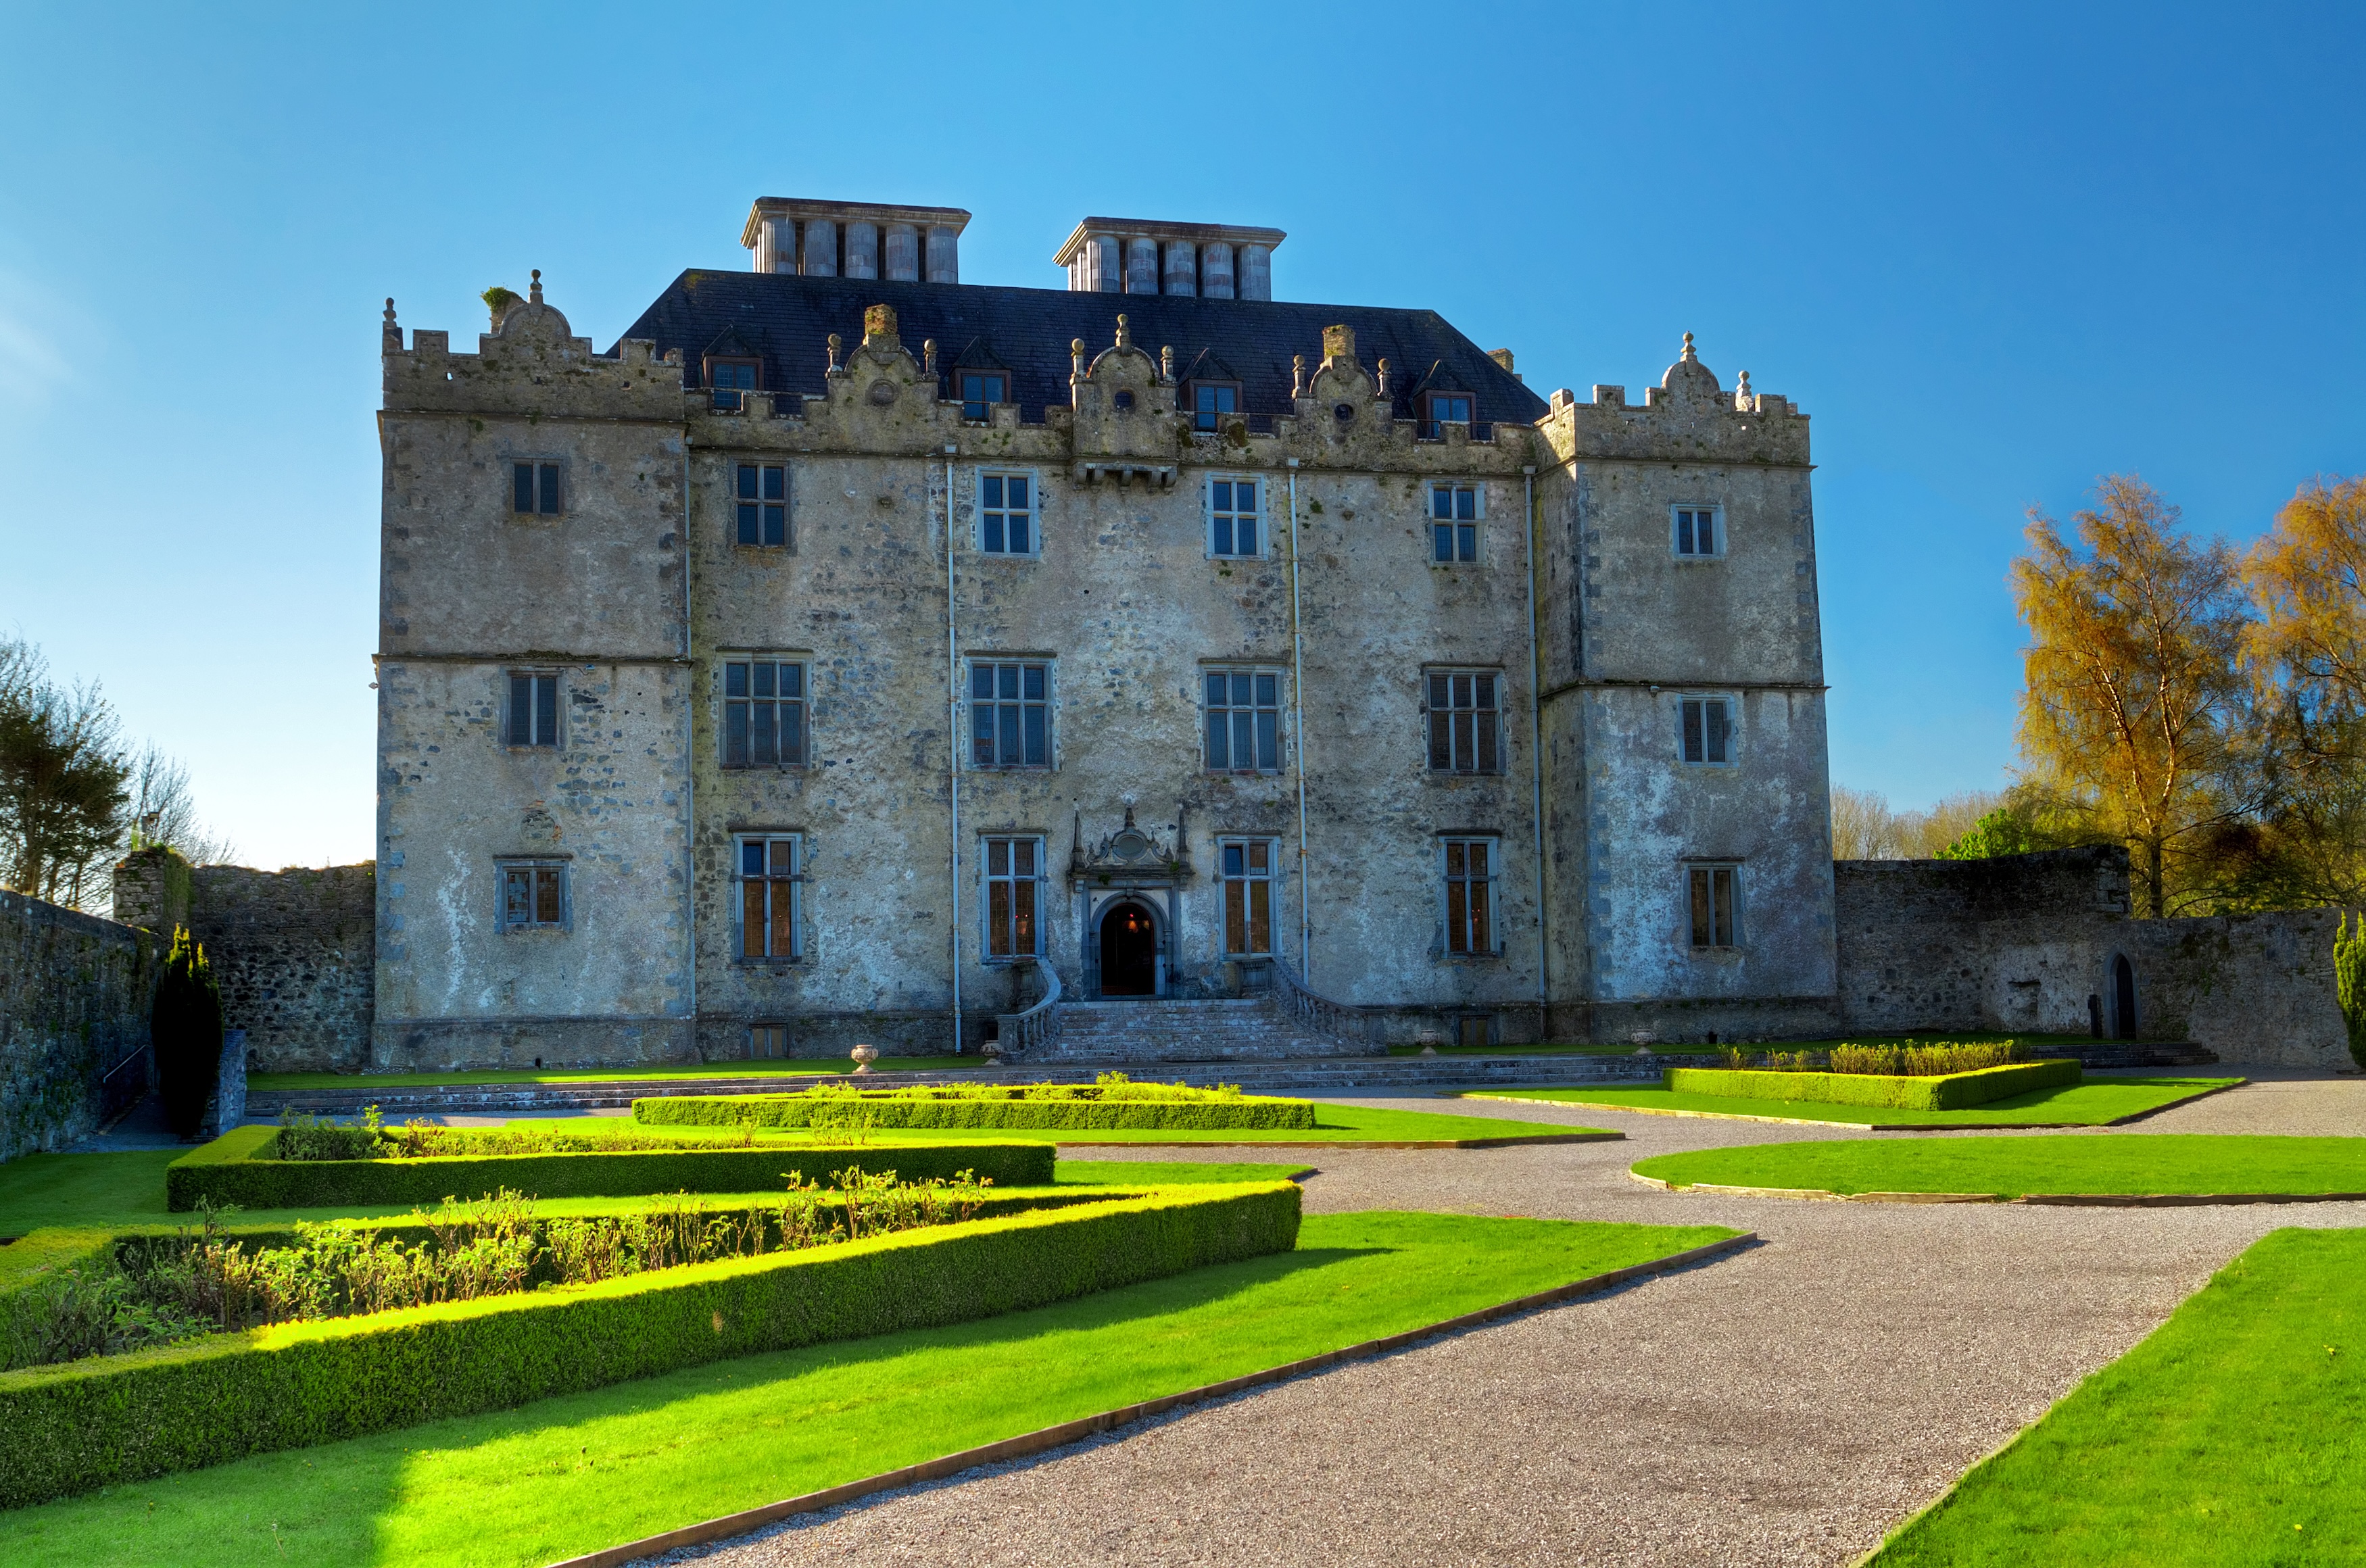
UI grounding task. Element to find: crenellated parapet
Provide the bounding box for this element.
[1537,334,1810,469]
[381,273,686,421]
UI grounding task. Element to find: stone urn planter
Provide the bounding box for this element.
[981,1040,1006,1067]
[1416,1029,1443,1058]
[850,1042,879,1075]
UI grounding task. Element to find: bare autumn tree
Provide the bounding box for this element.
[2011,476,2256,916]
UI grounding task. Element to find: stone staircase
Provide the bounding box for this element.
[1020,996,1378,1064]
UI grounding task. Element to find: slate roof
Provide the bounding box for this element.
[610,272,1547,434]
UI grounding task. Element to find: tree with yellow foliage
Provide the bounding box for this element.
[2011,476,2257,916]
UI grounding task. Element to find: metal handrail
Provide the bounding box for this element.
[994,956,1063,1057]
[1270,951,1379,1048]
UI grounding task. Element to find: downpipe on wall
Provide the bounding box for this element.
[1287,460,1311,981]
[1525,466,1547,1015]
[944,448,963,1052]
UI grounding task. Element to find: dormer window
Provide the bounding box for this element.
[959,371,1007,421]
[707,358,758,412]
[1421,393,1472,440]
[1190,382,1238,432]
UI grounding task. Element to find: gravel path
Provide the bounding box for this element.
[639,1076,2365,1568]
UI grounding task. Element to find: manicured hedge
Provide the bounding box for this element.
[0,1181,1301,1509]
[0,1229,114,1372]
[1666,1058,2081,1111]
[635,1088,1317,1132]
[166,1125,1057,1212]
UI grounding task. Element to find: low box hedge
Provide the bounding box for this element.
[634,1086,1318,1132]
[166,1125,1057,1212]
[1664,1058,2081,1111]
[0,1181,1300,1509]
[0,1229,115,1372]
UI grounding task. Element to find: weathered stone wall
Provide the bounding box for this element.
[1,891,159,1161]
[1834,848,2351,1069]
[114,849,377,1074]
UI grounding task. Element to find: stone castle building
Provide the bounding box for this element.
[372,197,1835,1068]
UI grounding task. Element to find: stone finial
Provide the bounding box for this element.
[1115,314,1132,351]
[1322,324,1355,367]
[1291,353,1307,397]
[1736,369,1752,404]
[1681,330,1697,363]
[382,297,400,351]
[863,303,899,349]
[1071,338,1087,378]
[923,338,938,376]
[826,333,843,374]
[1160,344,1174,381]
[530,268,544,305]
[1376,357,1391,395]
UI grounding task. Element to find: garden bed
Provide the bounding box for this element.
[633,1081,1318,1132]
[1454,1077,2238,1128]
[0,1179,1301,1509]
[167,1125,1055,1211]
[1632,1134,2366,1200]
[1664,1058,2080,1111]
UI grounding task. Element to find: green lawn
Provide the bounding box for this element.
[0,1149,1307,1235]
[0,1211,1738,1566]
[1459,1077,2240,1127]
[1635,1134,2366,1198]
[249,1057,981,1091]
[1870,1227,2366,1565]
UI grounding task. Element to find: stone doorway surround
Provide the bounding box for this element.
[1070,800,1192,1000]
[1096,900,1162,997]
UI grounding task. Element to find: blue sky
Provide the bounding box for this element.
[1,3,2359,869]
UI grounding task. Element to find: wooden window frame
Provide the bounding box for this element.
[734,462,790,549]
[1218,837,1276,956]
[1420,391,1474,441]
[1207,474,1263,560]
[1203,666,1282,774]
[748,1023,790,1060]
[1190,381,1241,433]
[734,833,804,962]
[1424,668,1503,775]
[497,858,570,932]
[1678,694,1737,767]
[959,371,1009,422]
[510,459,564,518]
[969,660,1052,770]
[982,835,1045,961]
[721,656,808,770]
[1687,862,1744,949]
[705,356,760,412]
[1440,837,1499,958]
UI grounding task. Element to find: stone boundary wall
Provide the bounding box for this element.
[116,850,376,1074]
[1834,848,2352,1070]
[1,891,159,1161]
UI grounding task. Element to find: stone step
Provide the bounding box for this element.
[1023,994,1370,1064]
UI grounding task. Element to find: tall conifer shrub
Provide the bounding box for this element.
[153,926,223,1138]
[2337,912,2366,1072]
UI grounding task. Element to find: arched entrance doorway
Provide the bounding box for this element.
[2112,954,2138,1039]
[1098,902,1159,996]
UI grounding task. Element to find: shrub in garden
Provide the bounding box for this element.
[151,926,223,1139]
[2338,912,2366,1071]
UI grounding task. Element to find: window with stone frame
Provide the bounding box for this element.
[1673,504,1723,558]
[722,657,806,768]
[1219,838,1276,956]
[1420,391,1473,440]
[510,460,563,517]
[498,859,569,931]
[1441,837,1498,956]
[982,835,1044,959]
[970,660,1050,768]
[1679,695,1735,766]
[506,671,559,748]
[1203,668,1281,773]
[735,463,789,547]
[978,471,1035,555]
[1689,862,1743,948]
[1430,482,1481,564]
[1425,669,1502,775]
[1207,476,1262,558]
[735,834,803,960]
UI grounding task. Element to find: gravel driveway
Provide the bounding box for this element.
[642,1074,2366,1568]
